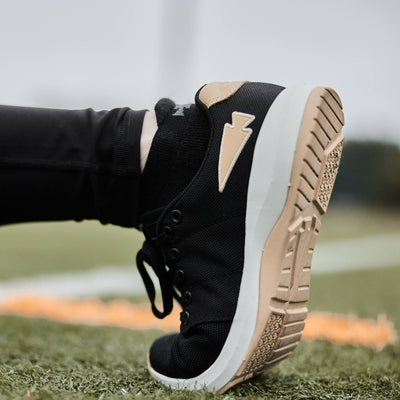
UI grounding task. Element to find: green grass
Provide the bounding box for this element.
[317,205,400,241]
[309,266,400,329]
[0,221,142,280]
[1,266,399,399]
[1,205,399,280]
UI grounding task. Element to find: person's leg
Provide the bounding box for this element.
[0,105,147,227]
[0,100,206,227]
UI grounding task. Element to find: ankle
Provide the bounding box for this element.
[140,110,158,172]
[139,99,210,215]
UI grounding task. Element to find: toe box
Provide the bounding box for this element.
[149,321,231,379]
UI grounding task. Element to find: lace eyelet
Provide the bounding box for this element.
[174,269,184,287]
[180,310,190,325]
[169,247,180,263]
[181,291,192,307]
[171,209,183,224]
[163,225,173,240]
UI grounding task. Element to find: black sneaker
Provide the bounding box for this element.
[136,81,344,392]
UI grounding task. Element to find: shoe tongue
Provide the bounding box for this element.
[154,98,196,126]
[139,97,210,215]
[154,98,176,126]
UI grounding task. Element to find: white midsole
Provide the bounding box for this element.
[150,85,313,391]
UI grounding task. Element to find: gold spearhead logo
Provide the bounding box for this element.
[218,111,255,192]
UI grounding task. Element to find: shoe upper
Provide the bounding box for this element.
[136,82,284,378]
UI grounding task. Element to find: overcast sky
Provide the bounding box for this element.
[0,0,399,144]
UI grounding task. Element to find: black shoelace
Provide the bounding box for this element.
[136,234,180,319]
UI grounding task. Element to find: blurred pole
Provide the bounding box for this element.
[158,0,199,102]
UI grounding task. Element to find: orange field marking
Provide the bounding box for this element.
[0,295,181,330]
[303,312,397,350]
[0,294,396,350]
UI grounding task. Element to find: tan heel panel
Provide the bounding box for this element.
[198,81,247,108]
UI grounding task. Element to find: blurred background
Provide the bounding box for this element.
[0,0,399,303]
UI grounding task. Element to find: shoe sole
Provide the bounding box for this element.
[219,86,344,392]
[148,86,344,392]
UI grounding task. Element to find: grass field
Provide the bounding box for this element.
[0,221,140,281]
[1,266,399,399]
[0,206,399,399]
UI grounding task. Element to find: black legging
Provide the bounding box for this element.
[0,105,146,228]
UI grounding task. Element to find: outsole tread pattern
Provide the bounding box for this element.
[241,314,284,376]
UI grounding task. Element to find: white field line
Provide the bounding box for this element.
[0,266,145,300]
[313,232,400,273]
[0,233,399,300]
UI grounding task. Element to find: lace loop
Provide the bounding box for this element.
[136,233,183,319]
[136,240,174,319]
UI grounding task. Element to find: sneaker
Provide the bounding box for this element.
[136,81,344,392]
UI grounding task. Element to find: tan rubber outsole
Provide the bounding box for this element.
[219,87,344,393]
